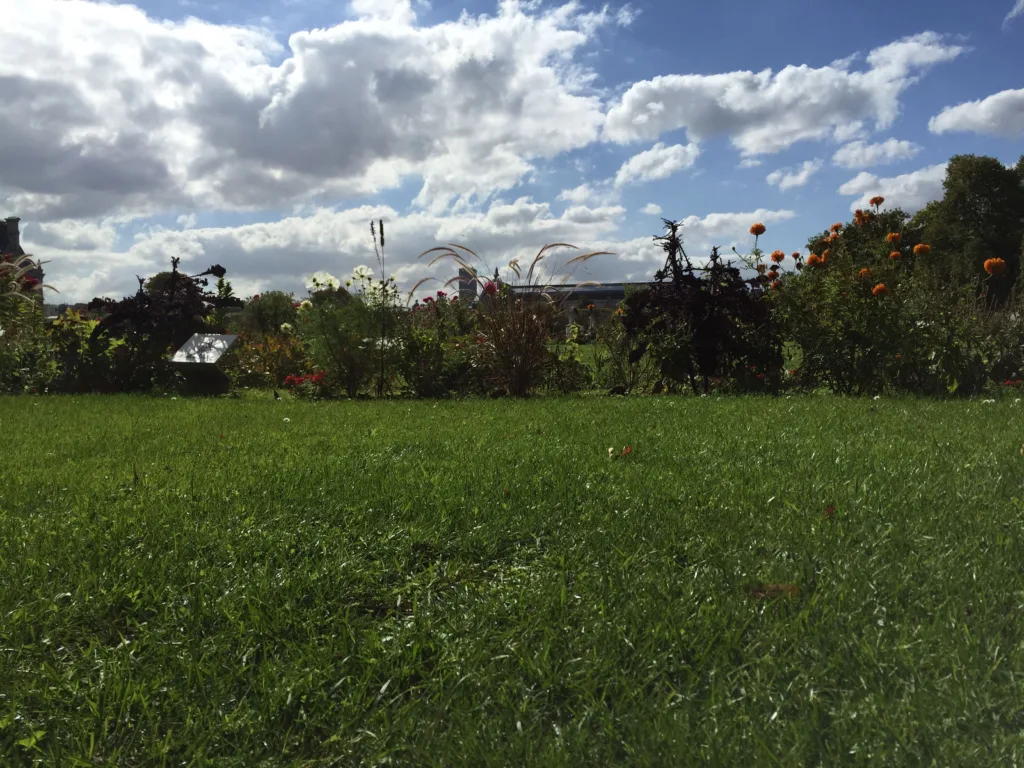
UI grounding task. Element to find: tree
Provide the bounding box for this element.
[911,154,1024,302]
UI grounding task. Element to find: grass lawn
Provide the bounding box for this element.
[3,394,1024,765]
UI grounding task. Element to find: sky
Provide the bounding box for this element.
[2,0,1023,304]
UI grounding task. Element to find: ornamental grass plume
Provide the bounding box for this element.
[984,258,1008,276]
[873,283,888,296]
[749,223,766,237]
[770,250,785,264]
[889,251,902,261]
[887,232,901,244]
[859,267,873,279]
[913,243,931,256]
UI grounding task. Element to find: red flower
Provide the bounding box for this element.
[756,373,765,380]
[483,281,498,297]
[436,290,447,298]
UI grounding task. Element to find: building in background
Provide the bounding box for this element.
[0,216,44,307]
[457,267,477,303]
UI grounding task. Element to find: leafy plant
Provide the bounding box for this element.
[85,258,242,392]
[623,220,782,394]
[419,242,611,397]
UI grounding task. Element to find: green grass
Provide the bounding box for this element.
[3,394,1024,765]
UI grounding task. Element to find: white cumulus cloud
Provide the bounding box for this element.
[766,159,823,191]
[928,88,1024,138]
[838,163,947,213]
[832,138,921,169]
[641,203,662,215]
[602,33,965,157]
[613,142,701,186]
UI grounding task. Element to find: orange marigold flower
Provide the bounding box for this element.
[984,258,1008,276]
[791,252,801,260]
[806,254,822,266]
[895,353,903,360]
[886,232,901,244]
[770,280,781,291]
[770,250,785,263]
[830,222,844,233]
[821,249,830,263]
[756,264,767,274]
[828,233,839,243]
[859,267,873,279]
[872,283,888,297]
[870,196,885,207]
[913,243,931,256]
[889,251,902,261]
[749,223,766,237]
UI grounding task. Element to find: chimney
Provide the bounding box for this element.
[4,217,22,255]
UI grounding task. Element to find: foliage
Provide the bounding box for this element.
[283,371,329,400]
[910,154,1024,303]
[545,322,593,394]
[622,221,782,394]
[239,291,298,337]
[222,331,310,389]
[0,299,57,393]
[86,259,242,392]
[592,314,659,394]
[295,267,405,399]
[419,242,611,396]
[400,291,480,397]
[779,197,1024,397]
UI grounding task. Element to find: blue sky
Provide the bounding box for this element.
[1,0,1022,302]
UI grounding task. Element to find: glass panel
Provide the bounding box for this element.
[171,334,237,365]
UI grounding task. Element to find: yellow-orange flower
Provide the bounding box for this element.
[806,253,823,266]
[830,222,844,233]
[749,223,766,237]
[887,232,901,244]
[984,258,1008,276]
[870,196,885,208]
[872,283,888,297]
[913,243,931,256]
[889,251,902,261]
[859,267,873,279]
[770,250,785,264]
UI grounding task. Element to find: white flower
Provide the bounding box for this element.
[352,265,374,282]
[608,447,614,458]
[307,271,340,291]
[982,399,996,405]
[873,395,881,401]
[283,417,291,423]
[297,300,312,312]
[279,322,294,334]
[171,397,177,401]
